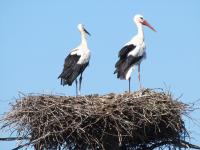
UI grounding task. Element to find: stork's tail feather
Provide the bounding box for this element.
[114,69,126,80]
[113,69,117,74]
[58,73,73,86]
[59,78,73,86]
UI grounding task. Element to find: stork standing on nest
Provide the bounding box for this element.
[58,24,91,96]
[114,14,156,92]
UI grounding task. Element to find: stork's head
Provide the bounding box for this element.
[77,24,91,36]
[134,14,156,32]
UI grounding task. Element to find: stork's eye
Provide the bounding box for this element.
[140,17,143,20]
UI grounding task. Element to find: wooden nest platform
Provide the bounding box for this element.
[1,89,200,150]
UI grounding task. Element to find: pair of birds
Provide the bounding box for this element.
[58,14,156,96]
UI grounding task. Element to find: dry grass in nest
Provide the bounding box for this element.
[1,89,200,150]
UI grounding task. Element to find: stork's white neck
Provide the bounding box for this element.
[136,23,144,40]
[80,32,88,47]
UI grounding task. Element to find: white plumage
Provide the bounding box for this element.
[126,41,146,80]
[114,14,156,92]
[58,24,91,96]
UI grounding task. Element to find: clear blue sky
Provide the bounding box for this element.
[1,0,200,149]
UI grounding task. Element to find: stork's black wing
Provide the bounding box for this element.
[58,53,88,86]
[118,44,136,58]
[123,55,143,72]
[114,44,140,79]
[115,44,136,69]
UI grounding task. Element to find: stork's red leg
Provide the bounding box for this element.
[138,64,142,89]
[79,73,83,96]
[75,79,78,96]
[128,77,131,93]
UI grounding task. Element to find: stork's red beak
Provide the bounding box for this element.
[142,20,156,32]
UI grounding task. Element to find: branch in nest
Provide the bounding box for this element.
[0,137,29,141]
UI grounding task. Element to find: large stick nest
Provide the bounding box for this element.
[1,89,199,150]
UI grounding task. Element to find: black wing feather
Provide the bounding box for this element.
[114,44,144,79]
[114,44,136,69]
[118,44,136,58]
[123,55,143,72]
[58,54,89,86]
[114,55,143,79]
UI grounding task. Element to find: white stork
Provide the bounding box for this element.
[114,14,156,92]
[58,24,91,96]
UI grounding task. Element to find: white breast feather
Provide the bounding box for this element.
[77,49,90,64]
[128,42,146,57]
